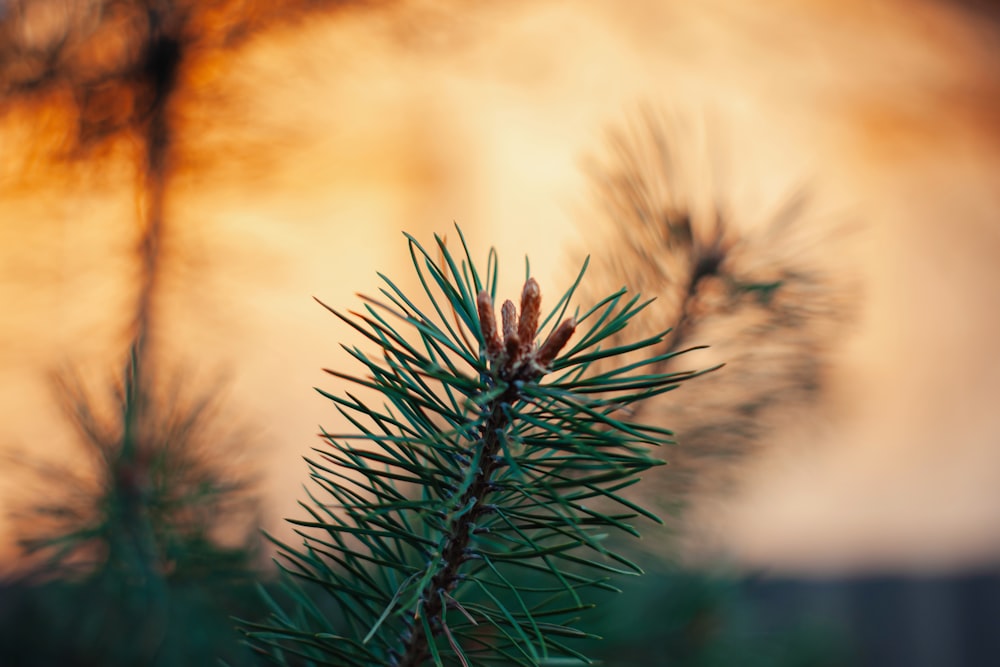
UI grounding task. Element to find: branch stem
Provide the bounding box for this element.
[396,383,519,667]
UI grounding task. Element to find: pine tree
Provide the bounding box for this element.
[240,226,706,666]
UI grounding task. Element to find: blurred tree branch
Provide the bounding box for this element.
[583,110,855,510]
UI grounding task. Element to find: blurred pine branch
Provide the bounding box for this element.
[10,342,259,582]
[4,341,261,665]
[582,111,854,509]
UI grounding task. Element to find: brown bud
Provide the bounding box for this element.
[536,317,576,368]
[518,278,541,342]
[477,291,502,359]
[517,279,540,360]
[501,300,518,344]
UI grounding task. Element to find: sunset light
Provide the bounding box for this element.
[3,1,1000,664]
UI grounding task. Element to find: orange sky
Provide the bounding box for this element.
[3,0,1000,575]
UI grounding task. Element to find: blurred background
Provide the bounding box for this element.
[1,0,1000,664]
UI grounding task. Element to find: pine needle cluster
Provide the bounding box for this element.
[241,226,703,665]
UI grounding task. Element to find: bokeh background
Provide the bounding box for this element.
[2,0,1000,664]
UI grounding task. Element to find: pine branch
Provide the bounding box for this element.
[8,342,260,583]
[243,225,703,665]
[583,111,854,505]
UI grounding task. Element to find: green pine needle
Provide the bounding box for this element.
[242,225,703,666]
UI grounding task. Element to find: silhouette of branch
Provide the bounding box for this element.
[583,110,854,506]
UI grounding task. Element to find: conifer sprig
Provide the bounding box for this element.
[244,226,702,666]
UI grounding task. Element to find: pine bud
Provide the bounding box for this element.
[477,291,502,359]
[536,317,576,368]
[518,278,541,359]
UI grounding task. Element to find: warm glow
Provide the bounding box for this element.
[3,0,1000,575]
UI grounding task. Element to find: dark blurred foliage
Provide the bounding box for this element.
[583,566,1000,667]
[0,570,841,667]
[583,111,854,509]
[1,343,262,665]
[10,345,259,580]
[584,568,855,667]
[10,554,998,666]
[234,568,856,667]
[0,573,265,666]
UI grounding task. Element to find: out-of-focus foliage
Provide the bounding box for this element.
[584,112,853,507]
[585,567,854,667]
[0,574,265,667]
[11,345,259,581]
[2,343,262,666]
[0,562,858,667]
